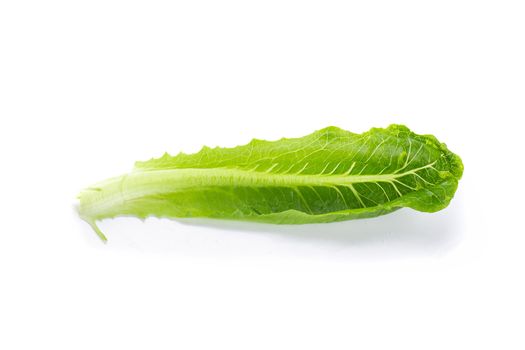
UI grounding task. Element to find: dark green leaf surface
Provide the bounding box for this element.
[78,125,463,241]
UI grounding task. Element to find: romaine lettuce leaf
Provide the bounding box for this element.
[78,125,463,241]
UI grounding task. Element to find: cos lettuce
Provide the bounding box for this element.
[78,125,463,241]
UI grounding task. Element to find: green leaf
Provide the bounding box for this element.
[78,125,463,241]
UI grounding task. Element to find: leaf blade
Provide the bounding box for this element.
[78,124,463,237]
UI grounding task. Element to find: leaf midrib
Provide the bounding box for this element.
[80,162,438,219]
[133,161,436,187]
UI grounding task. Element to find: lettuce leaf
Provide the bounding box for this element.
[78,125,463,241]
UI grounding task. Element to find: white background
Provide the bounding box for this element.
[1,1,524,349]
